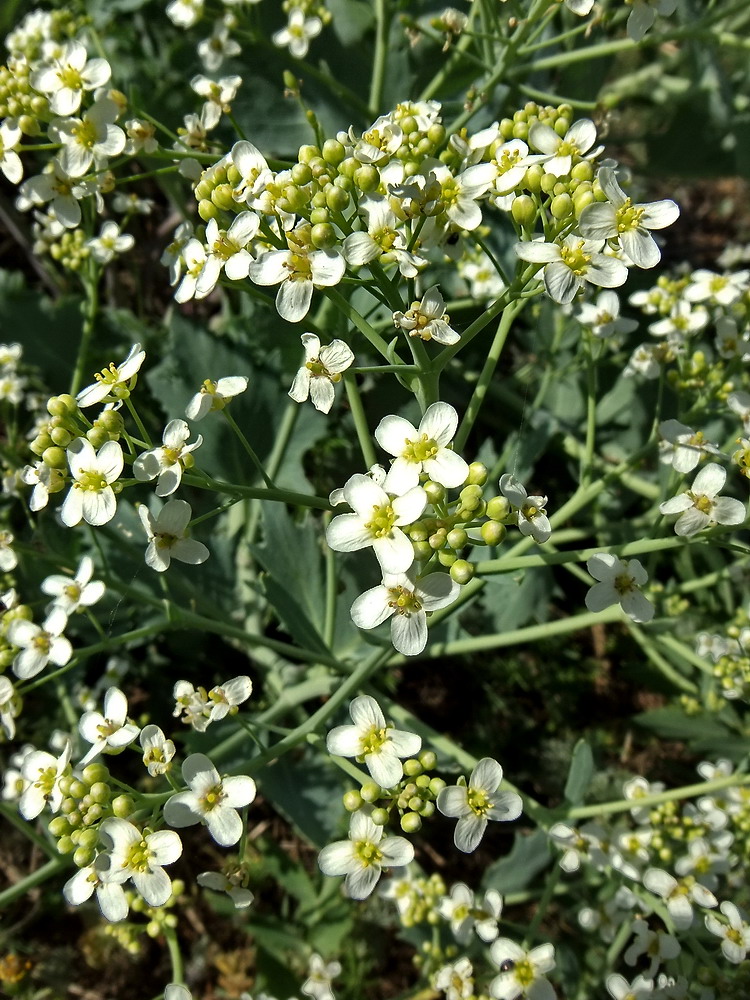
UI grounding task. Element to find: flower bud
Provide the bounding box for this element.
[415,774,430,789]
[419,750,437,770]
[57,835,75,855]
[322,139,346,165]
[459,484,483,510]
[466,462,488,486]
[48,816,71,838]
[211,184,235,211]
[408,796,423,812]
[354,165,379,192]
[400,811,422,833]
[43,446,67,469]
[325,184,350,213]
[486,496,511,521]
[198,198,218,222]
[343,789,363,812]
[450,559,475,584]
[423,480,445,505]
[291,162,312,185]
[89,781,111,804]
[446,528,467,550]
[311,223,337,249]
[511,195,536,228]
[412,540,432,561]
[429,776,446,795]
[309,208,330,225]
[438,550,456,567]
[429,531,446,551]
[403,758,423,777]
[371,807,390,826]
[74,846,95,868]
[112,794,135,818]
[481,521,506,546]
[550,193,573,220]
[86,427,108,449]
[360,781,382,802]
[420,800,435,818]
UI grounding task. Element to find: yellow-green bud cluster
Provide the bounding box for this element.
[50,762,133,868]
[282,0,332,26]
[342,750,443,835]
[713,653,750,700]
[0,58,47,132]
[48,229,91,272]
[128,879,184,937]
[393,872,447,929]
[30,395,82,462]
[6,10,79,63]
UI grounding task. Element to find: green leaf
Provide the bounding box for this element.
[259,748,347,849]
[483,829,551,894]
[563,739,595,806]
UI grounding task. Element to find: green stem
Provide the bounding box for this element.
[223,409,274,488]
[69,262,100,397]
[524,864,561,946]
[180,470,331,510]
[0,857,69,910]
[568,772,750,821]
[164,926,184,984]
[627,622,698,694]
[124,396,153,447]
[344,375,378,469]
[0,802,58,859]
[369,0,389,116]
[325,288,405,364]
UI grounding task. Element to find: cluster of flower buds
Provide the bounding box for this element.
[343,750,444,834]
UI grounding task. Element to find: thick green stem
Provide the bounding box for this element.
[223,409,275,488]
[369,0,389,116]
[69,262,100,397]
[344,375,378,468]
[568,773,750,821]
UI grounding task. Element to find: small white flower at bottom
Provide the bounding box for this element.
[138,499,209,571]
[318,809,414,900]
[585,554,654,623]
[489,940,557,1000]
[437,757,522,853]
[659,464,746,536]
[163,752,256,846]
[289,333,354,414]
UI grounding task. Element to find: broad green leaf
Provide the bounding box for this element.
[563,739,595,806]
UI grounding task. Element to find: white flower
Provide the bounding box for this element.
[139,724,176,776]
[605,974,655,1000]
[437,758,522,853]
[0,529,18,571]
[489,940,557,1000]
[41,555,105,614]
[490,138,542,202]
[684,268,749,306]
[206,675,253,724]
[393,286,460,346]
[659,464,746,536]
[191,73,242,129]
[288,333,354,414]
[648,300,708,340]
[198,22,241,72]
[585,554,654,623]
[434,957,474,1000]
[575,290,638,339]
[87,221,134,264]
[186,375,248,421]
[528,117,601,177]
[326,474,427,574]
[21,461,65,512]
[50,96,125,178]
[273,9,322,59]
[642,868,717,930]
[515,234,628,305]
[0,119,23,185]
[375,402,469,494]
[302,954,341,1000]
[498,474,551,542]
[658,420,720,474]
[161,221,194,285]
[17,161,93,229]
[163,752,257,846]
[7,607,72,680]
[167,0,204,27]
[326,695,421,788]
[433,161,497,231]
[77,343,146,407]
[230,140,272,207]
[0,676,19,740]
[138,499,210,572]
[248,228,345,323]
[624,918,680,977]
[124,118,159,155]
[705,901,750,963]
[98,817,182,910]
[60,438,123,527]
[198,212,260,295]
[197,869,254,908]
[78,686,140,765]
[318,809,414,899]
[18,740,71,819]
[350,570,460,656]
[439,883,503,944]
[31,40,111,115]
[627,0,678,42]
[344,199,425,278]
[579,167,680,268]
[63,861,129,923]
[134,419,203,496]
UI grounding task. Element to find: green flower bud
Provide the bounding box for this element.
[69,779,87,800]
[98,410,124,434]
[419,800,435,818]
[419,750,437,770]
[438,550,456,567]
[311,223,337,249]
[47,396,68,417]
[309,208,330,225]
[486,496,511,520]
[403,758,423,777]
[360,781,382,802]
[82,763,109,785]
[194,180,212,201]
[500,118,515,140]
[571,161,593,182]
[512,121,529,141]
[415,774,430,789]
[371,807,390,826]
[573,189,595,216]
[466,462,488,486]
[459,484,483,509]
[409,524,429,542]
[427,123,446,146]
[298,144,320,164]
[354,165,380,192]
[30,433,53,456]
[511,195,536,228]
[408,796,423,812]
[338,156,358,178]
[481,521,507,546]
[400,812,422,833]
[291,162,312,185]
[112,794,134,818]
[343,789,363,812]
[429,776,446,795]
[78,828,99,850]
[322,139,346,165]
[325,184,350,213]
[412,541,432,560]
[423,480,446,505]
[48,816,71,838]
[50,426,72,447]
[540,173,557,195]
[57,835,75,855]
[550,193,573,220]
[74,846,95,868]
[429,531,446,551]
[198,198,218,222]
[446,528,468,550]
[450,559,475,585]
[86,426,108,449]
[89,781,111,804]
[211,184,235,211]
[43,446,67,469]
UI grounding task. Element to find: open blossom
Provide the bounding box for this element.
[659,464,746,536]
[0,119,23,184]
[579,167,680,269]
[138,499,210,572]
[173,676,253,732]
[139,724,176,776]
[0,529,17,571]
[7,607,72,680]
[499,474,551,542]
[0,676,19,740]
[515,234,628,305]
[344,199,425,278]
[318,809,414,899]
[86,222,134,264]
[585,554,654,623]
[350,570,460,656]
[197,212,260,296]
[50,96,125,178]
[528,117,601,177]
[78,686,140,765]
[325,474,427,574]
[375,402,469,493]
[575,290,638,340]
[302,954,341,1000]
[326,695,421,788]
[434,957,474,1000]
[624,919,680,977]
[197,868,254,909]
[31,40,111,115]
[288,333,354,414]
[658,420,720,474]
[18,741,71,820]
[186,375,248,420]
[705,901,750,963]
[134,419,203,496]
[77,343,146,407]
[22,461,65,512]
[642,868,717,929]
[273,9,322,58]
[439,883,503,944]
[97,817,183,911]
[163,753,256,846]
[393,286,459,346]
[489,940,557,1000]
[60,439,123,527]
[42,555,105,614]
[437,758,523,853]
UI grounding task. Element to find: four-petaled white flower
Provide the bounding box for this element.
[86,221,134,264]
[528,117,601,177]
[7,606,72,680]
[515,235,628,305]
[302,954,342,1000]
[489,940,557,1000]
[61,438,124,527]
[585,554,654,623]
[50,96,125,178]
[605,973,656,1000]
[623,918,680,977]
[163,752,257,846]
[642,868,717,930]
[580,167,680,269]
[31,40,111,115]
[318,809,414,899]
[326,474,427,574]
[198,212,260,296]
[138,499,210,572]
[499,474,551,543]
[139,724,176,776]
[77,343,146,407]
[659,463,746,537]
[326,695,421,788]
[393,286,460,346]
[437,757,523,853]
[705,900,750,964]
[658,420,720,474]
[575,290,638,340]
[439,882,503,944]
[41,555,105,614]
[197,868,255,909]
[289,333,355,414]
[350,570,460,656]
[434,957,475,1000]
[63,860,129,923]
[272,9,322,59]
[376,402,469,494]
[248,229,345,323]
[134,419,203,496]
[18,740,72,819]
[98,817,183,911]
[78,686,141,765]
[186,375,248,421]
